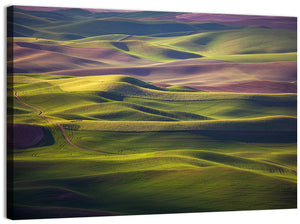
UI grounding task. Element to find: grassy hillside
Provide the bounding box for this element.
[159,28,296,54]
[10,74,296,125]
[13,7,181,21]
[64,27,297,62]
[8,73,297,219]
[7,6,297,219]
[11,11,239,41]
[10,26,297,64]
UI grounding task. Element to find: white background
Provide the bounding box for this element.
[1,0,299,223]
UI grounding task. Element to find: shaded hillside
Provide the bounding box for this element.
[192,80,297,93]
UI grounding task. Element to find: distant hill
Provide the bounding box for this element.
[9,7,241,40]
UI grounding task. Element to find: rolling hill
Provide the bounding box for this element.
[8,73,297,219]
[7,6,297,219]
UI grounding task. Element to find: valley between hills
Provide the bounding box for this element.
[7,6,297,219]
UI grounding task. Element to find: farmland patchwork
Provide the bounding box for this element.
[7,6,297,219]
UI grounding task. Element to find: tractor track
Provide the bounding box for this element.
[11,88,114,154]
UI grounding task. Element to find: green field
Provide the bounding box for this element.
[7,6,297,220]
[8,73,297,219]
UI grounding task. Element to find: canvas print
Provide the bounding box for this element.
[7,5,297,219]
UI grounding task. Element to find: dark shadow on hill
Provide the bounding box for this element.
[96,91,125,101]
[9,202,115,220]
[194,37,213,45]
[247,98,297,107]
[120,76,162,90]
[111,42,130,51]
[124,130,296,144]
[163,49,202,59]
[35,126,55,147]
[190,130,297,143]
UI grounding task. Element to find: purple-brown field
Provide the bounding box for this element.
[10,124,44,149]
[44,61,296,89]
[143,13,297,30]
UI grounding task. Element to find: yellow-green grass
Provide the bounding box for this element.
[158,28,296,53]
[8,73,297,217]
[11,37,73,45]
[22,26,295,58]
[54,101,211,121]
[9,10,298,218]
[165,85,200,92]
[12,27,296,64]
[9,75,44,84]
[10,129,297,213]
[204,52,297,63]
[12,148,296,181]
[11,74,296,122]
[45,75,297,101]
[61,115,296,132]
[11,166,296,217]
[147,28,296,63]
[54,108,179,122]
[71,34,131,42]
[10,74,296,138]
[232,151,297,170]
[264,153,297,169]
[7,89,48,124]
[19,92,107,113]
[47,27,297,63]
[9,141,297,214]
[14,82,64,96]
[126,97,296,120]
[11,120,296,177]
[48,74,163,92]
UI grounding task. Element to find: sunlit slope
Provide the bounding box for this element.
[12,26,297,56]
[148,27,297,62]
[109,40,203,61]
[11,35,295,86]
[10,8,297,67]
[62,28,296,63]
[8,74,297,218]
[11,74,296,123]
[157,28,296,54]
[65,27,297,63]
[48,74,296,100]
[9,73,296,158]
[63,116,296,132]
[10,27,297,84]
[11,39,296,86]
